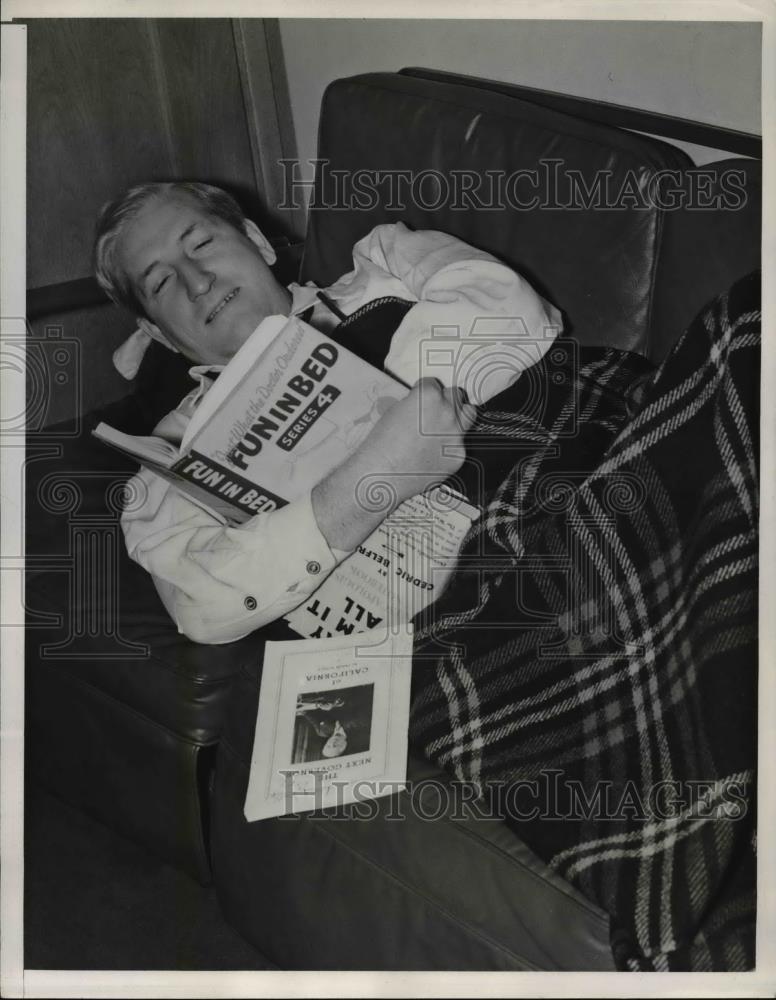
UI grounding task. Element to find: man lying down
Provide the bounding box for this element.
[95,180,561,644]
[95,181,758,972]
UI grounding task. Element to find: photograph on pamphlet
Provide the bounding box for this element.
[291,683,375,763]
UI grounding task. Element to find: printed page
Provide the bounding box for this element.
[92,423,179,467]
[285,486,480,638]
[178,314,289,450]
[244,626,413,822]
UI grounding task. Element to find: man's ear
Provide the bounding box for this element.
[136,316,180,354]
[244,219,277,266]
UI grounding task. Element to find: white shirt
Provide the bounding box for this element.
[121,222,562,644]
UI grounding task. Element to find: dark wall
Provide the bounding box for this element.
[27,18,262,287]
[25,18,286,425]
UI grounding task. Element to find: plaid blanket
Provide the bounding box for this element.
[410,271,759,971]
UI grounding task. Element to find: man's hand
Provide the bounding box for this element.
[360,376,476,480]
[312,378,476,553]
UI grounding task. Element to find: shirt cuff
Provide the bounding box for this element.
[249,488,343,575]
[172,492,348,644]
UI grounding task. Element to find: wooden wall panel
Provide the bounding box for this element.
[25,16,294,423]
[232,19,306,240]
[153,19,261,225]
[26,19,177,287]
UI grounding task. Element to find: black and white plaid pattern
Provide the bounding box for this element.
[410,272,759,971]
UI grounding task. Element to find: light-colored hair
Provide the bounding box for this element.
[93,181,247,316]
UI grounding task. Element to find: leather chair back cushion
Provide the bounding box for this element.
[649,158,761,361]
[301,72,692,357]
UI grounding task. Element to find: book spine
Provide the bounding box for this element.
[171,450,289,515]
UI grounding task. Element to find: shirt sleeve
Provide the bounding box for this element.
[121,467,348,644]
[352,222,564,404]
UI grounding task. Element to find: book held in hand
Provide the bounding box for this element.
[94,312,481,632]
[93,313,409,524]
[243,625,414,821]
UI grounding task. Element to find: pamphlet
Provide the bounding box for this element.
[243,626,414,822]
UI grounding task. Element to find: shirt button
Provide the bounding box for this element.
[244,596,257,610]
[306,560,321,575]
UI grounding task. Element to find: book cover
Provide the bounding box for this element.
[172,313,408,518]
[243,626,414,822]
[93,313,408,524]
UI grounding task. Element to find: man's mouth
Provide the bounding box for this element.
[206,288,239,324]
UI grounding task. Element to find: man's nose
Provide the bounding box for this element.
[179,260,215,301]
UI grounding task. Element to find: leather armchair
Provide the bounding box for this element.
[25,68,760,965]
[208,70,760,970]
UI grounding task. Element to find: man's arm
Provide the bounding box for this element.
[312,378,473,551]
[328,221,564,403]
[122,379,474,644]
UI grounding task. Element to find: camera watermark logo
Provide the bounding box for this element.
[1,322,82,438]
[417,320,577,437]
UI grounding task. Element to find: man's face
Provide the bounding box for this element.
[116,192,291,365]
[322,721,348,758]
